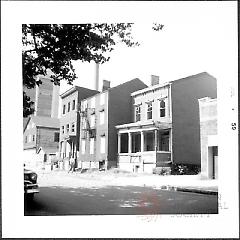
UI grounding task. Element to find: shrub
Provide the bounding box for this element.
[170,163,200,175]
[153,167,171,176]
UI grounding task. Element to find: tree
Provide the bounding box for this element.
[22,24,139,117]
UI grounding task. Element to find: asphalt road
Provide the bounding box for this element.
[25,185,218,215]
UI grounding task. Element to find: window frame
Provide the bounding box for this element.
[54,132,60,142]
[67,102,71,112]
[72,99,76,110]
[62,104,66,115]
[146,101,153,120]
[71,122,75,133]
[159,99,166,117]
[135,105,141,122]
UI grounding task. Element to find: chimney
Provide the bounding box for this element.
[94,62,99,91]
[102,80,111,92]
[151,75,160,86]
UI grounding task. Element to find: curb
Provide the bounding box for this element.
[158,185,218,195]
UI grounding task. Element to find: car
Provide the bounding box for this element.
[24,168,39,200]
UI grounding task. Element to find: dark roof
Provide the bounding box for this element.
[24,116,59,132]
[60,85,99,99]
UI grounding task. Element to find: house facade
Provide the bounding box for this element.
[116,72,217,173]
[23,116,60,169]
[59,86,99,167]
[199,97,218,179]
[78,78,147,170]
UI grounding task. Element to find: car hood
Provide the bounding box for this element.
[24,169,35,174]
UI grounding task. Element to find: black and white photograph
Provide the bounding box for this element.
[1,1,238,238]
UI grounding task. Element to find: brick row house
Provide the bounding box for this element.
[59,86,99,168]
[116,72,217,173]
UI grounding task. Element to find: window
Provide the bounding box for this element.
[62,104,66,114]
[100,111,105,125]
[146,102,152,120]
[66,124,69,133]
[28,134,31,142]
[54,132,60,142]
[100,93,106,105]
[68,102,71,112]
[32,135,35,141]
[71,122,75,132]
[62,126,64,134]
[160,99,166,117]
[91,97,95,109]
[90,115,95,128]
[72,100,76,110]
[135,105,141,122]
[90,138,95,154]
[81,100,87,111]
[25,136,28,143]
[100,136,106,154]
[158,131,170,151]
[81,140,86,154]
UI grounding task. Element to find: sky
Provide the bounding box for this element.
[60,2,237,95]
[1,1,238,238]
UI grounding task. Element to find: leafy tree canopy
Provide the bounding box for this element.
[23,23,163,117]
[22,23,139,117]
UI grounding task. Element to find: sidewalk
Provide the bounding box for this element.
[37,169,218,195]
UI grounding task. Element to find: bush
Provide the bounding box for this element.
[153,167,171,176]
[170,163,200,175]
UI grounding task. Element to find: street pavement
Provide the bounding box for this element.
[25,185,218,215]
[25,170,218,216]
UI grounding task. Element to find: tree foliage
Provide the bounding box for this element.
[22,24,139,117]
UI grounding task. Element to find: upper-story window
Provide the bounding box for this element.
[71,122,75,132]
[135,105,141,122]
[54,132,60,142]
[72,100,76,110]
[25,136,28,143]
[91,97,96,109]
[100,93,106,105]
[159,99,166,117]
[68,102,71,112]
[62,126,64,134]
[100,111,105,125]
[62,104,66,115]
[146,102,153,120]
[81,100,87,111]
[28,134,32,142]
[66,124,69,133]
[90,115,96,128]
[32,135,35,142]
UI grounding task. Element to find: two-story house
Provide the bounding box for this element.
[23,75,60,169]
[59,86,99,167]
[116,72,217,173]
[78,79,147,170]
[23,116,60,168]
